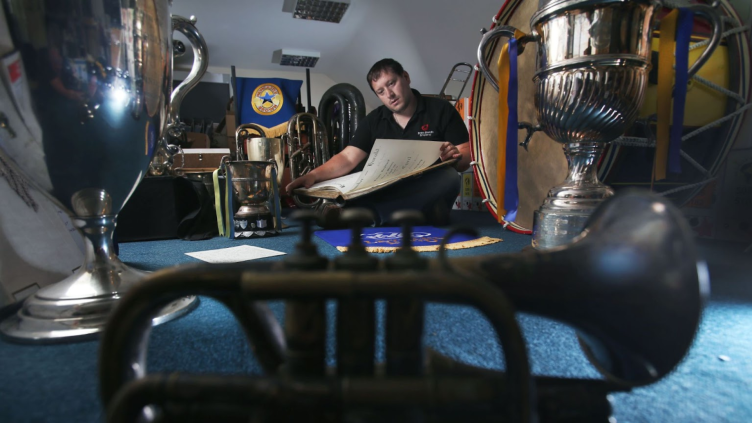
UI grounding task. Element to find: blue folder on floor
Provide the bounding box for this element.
[315,226,501,252]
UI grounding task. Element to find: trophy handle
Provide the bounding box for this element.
[168,15,209,137]
[682,4,724,79]
[518,122,543,152]
[476,25,537,92]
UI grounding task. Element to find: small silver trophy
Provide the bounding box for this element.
[478,0,721,249]
[224,125,284,238]
[0,0,205,341]
[227,160,282,238]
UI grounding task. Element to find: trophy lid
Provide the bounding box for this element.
[533,0,660,26]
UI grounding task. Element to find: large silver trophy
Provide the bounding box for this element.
[0,0,205,342]
[478,0,721,249]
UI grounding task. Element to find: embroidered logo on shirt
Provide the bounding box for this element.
[418,123,434,137]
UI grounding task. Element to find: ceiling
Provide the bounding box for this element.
[171,0,507,109]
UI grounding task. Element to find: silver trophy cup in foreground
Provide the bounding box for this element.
[478,0,721,249]
[0,0,203,342]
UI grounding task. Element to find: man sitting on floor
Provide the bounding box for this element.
[285,58,470,227]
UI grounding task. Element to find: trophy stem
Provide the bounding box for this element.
[0,214,198,343]
[563,142,604,185]
[532,142,614,250]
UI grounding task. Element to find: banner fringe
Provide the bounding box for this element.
[241,121,288,139]
[335,236,503,253]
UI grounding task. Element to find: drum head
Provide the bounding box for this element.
[598,0,751,207]
[470,0,568,233]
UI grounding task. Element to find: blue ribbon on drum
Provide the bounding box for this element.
[504,38,519,222]
[669,9,694,174]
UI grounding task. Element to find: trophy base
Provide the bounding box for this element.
[0,263,198,343]
[531,183,614,250]
[234,210,279,239]
[532,209,593,250]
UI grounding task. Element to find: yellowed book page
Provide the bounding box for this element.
[348,139,443,192]
[307,171,362,193]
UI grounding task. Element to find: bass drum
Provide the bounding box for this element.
[598,0,751,206]
[470,0,568,234]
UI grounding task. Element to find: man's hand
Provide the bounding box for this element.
[285,172,317,195]
[439,141,462,163]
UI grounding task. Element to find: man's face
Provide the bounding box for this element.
[371,70,413,114]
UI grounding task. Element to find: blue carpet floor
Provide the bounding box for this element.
[0,210,750,422]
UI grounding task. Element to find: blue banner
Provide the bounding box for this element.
[235,77,303,127]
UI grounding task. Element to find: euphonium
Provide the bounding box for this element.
[282,112,331,207]
[99,190,706,422]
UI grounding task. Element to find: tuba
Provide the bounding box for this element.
[99,190,707,422]
[318,83,366,155]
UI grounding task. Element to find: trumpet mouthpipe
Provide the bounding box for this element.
[107,371,622,423]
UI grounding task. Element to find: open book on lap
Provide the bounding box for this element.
[294,139,456,201]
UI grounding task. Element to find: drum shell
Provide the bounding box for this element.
[470,0,568,232]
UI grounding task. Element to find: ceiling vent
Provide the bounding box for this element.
[272,49,321,68]
[282,0,350,23]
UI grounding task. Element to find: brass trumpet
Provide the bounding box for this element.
[99,190,706,422]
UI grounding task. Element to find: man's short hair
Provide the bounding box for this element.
[366,58,405,91]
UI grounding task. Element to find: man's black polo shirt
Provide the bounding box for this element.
[349,89,469,156]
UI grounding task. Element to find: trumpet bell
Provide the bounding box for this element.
[576,191,708,386]
[464,189,707,386]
